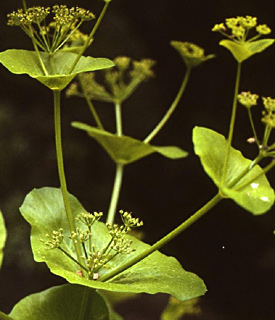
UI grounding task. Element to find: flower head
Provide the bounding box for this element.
[67,56,156,103]
[212,16,271,42]
[7,5,95,53]
[170,41,215,68]
[120,210,143,231]
[40,228,64,249]
[262,96,275,128]
[238,91,259,108]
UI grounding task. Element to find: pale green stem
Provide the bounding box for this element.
[49,53,56,74]
[30,28,48,76]
[37,23,51,52]
[68,1,111,74]
[88,226,92,255]
[115,101,122,136]
[143,66,191,144]
[53,21,83,53]
[58,247,88,272]
[53,90,84,267]
[77,287,92,319]
[234,159,275,191]
[247,108,260,147]
[106,101,124,224]
[106,163,124,225]
[100,193,223,281]
[262,124,272,148]
[22,0,27,11]
[221,62,242,186]
[225,154,263,190]
[79,76,104,129]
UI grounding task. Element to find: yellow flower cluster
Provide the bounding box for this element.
[212,16,271,41]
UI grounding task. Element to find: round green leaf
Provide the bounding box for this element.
[0,311,14,320]
[20,187,206,301]
[193,126,274,214]
[9,284,109,320]
[72,122,188,164]
[0,49,114,90]
[219,39,274,63]
[0,210,7,270]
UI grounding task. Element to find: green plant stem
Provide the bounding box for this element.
[79,76,104,129]
[225,154,263,190]
[100,193,223,281]
[30,29,49,76]
[247,108,260,147]
[106,164,124,225]
[143,66,191,144]
[115,101,123,136]
[106,101,124,224]
[262,124,272,148]
[53,90,83,267]
[22,0,27,11]
[58,247,88,272]
[221,62,242,186]
[234,159,275,191]
[68,1,111,74]
[77,287,92,319]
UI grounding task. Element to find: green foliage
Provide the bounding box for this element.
[0,210,6,270]
[170,41,215,68]
[212,16,274,62]
[0,311,14,320]
[9,284,110,320]
[0,50,114,90]
[72,122,188,164]
[193,127,274,214]
[161,297,201,320]
[219,39,274,63]
[67,57,156,103]
[20,187,207,301]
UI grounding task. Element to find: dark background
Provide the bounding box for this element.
[0,0,275,319]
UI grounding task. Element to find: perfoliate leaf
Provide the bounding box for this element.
[0,311,14,320]
[20,187,206,301]
[219,39,274,63]
[0,50,114,90]
[72,122,188,164]
[170,41,215,68]
[193,127,274,214]
[9,284,109,320]
[0,210,7,270]
[161,297,201,320]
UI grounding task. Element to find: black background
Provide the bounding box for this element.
[0,0,275,319]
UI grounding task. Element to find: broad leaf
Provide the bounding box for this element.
[0,210,7,270]
[161,297,201,320]
[193,127,274,214]
[20,187,206,301]
[72,122,188,164]
[219,39,274,63]
[0,50,114,90]
[9,284,109,320]
[0,311,14,320]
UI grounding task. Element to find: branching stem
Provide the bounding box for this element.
[53,90,83,267]
[79,76,104,129]
[100,193,223,281]
[221,62,242,186]
[68,1,111,74]
[143,66,191,144]
[107,101,124,224]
